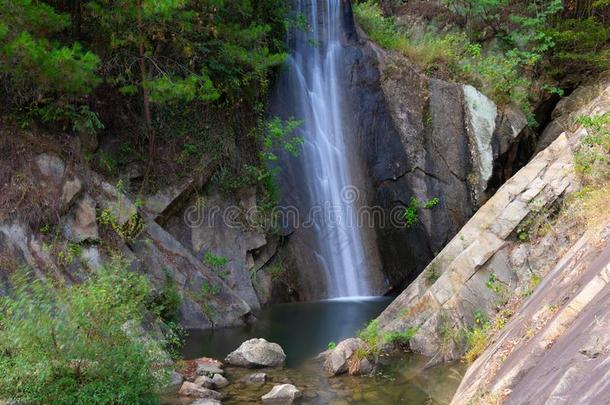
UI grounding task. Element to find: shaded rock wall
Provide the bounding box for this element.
[339,8,529,288]
[374,76,610,364]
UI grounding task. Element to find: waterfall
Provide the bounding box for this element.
[272,0,374,298]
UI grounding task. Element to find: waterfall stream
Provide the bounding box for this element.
[273,0,374,298]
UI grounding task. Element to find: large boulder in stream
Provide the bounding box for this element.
[225,338,286,368]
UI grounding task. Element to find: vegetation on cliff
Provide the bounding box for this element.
[353,0,609,124]
[0,0,291,193]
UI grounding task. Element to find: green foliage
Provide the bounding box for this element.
[358,319,381,350]
[403,196,440,228]
[0,259,172,404]
[403,197,421,228]
[266,261,286,281]
[574,112,610,184]
[354,0,573,123]
[151,273,182,324]
[485,272,502,294]
[203,251,229,268]
[252,117,303,208]
[423,197,440,209]
[200,280,220,298]
[56,242,83,267]
[547,17,610,75]
[97,208,144,244]
[0,0,101,128]
[383,326,418,346]
[521,272,542,297]
[425,263,441,284]
[327,341,337,350]
[464,309,491,362]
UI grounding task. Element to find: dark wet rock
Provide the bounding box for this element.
[261,384,301,404]
[225,338,286,368]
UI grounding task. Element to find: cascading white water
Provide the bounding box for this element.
[280,0,370,297]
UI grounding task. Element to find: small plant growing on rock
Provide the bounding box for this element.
[383,326,419,346]
[200,280,220,298]
[425,263,441,284]
[403,197,421,227]
[327,341,337,350]
[204,251,229,268]
[464,310,491,363]
[403,197,441,228]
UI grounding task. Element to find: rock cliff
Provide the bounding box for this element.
[373,74,610,369]
[340,7,531,288]
[0,134,279,328]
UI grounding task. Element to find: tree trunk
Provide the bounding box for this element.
[136,0,154,163]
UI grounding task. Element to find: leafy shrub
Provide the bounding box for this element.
[383,326,418,346]
[358,319,381,350]
[574,112,610,184]
[425,264,441,284]
[403,196,440,228]
[464,309,491,362]
[354,0,570,123]
[204,251,230,268]
[0,259,172,404]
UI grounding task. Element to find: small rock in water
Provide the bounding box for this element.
[225,338,286,368]
[261,384,301,404]
[212,373,229,388]
[190,400,221,405]
[178,381,224,400]
[194,375,215,389]
[245,372,266,384]
[358,358,373,375]
[196,359,224,376]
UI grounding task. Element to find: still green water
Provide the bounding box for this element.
[179,298,465,404]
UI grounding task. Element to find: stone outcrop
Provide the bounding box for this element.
[0,151,261,329]
[339,7,530,288]
[225,338,286,368]
[452,224,610,404]
[374,77,610,364]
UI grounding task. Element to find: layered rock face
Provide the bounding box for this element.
[0,142,278,328]
[339,7,529,287]
[374,75,610,364]
[452,224,610,404]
